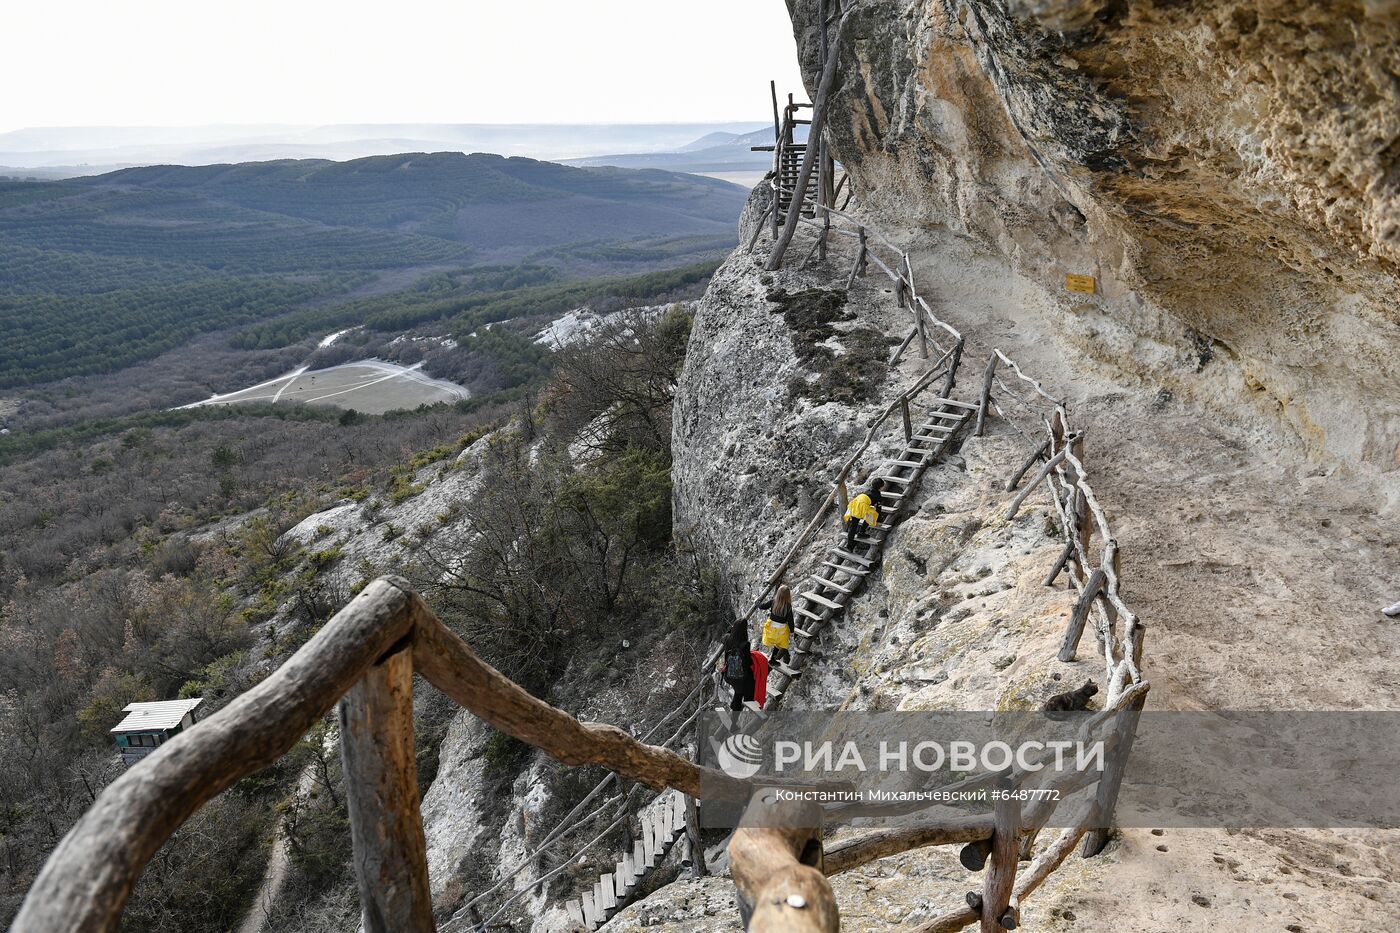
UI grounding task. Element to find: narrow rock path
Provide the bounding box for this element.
[902,227,1400,931]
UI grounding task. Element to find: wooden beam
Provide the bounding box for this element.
[12,578,425,933]
[729,796,837,933]
[1081,690,1148,857]
[339,644,436,933]
[412,613,753,801]
[901,398,913,443]
[974,354,998,437]
[1006,442,1074,520]
[1058,568,1105,662]
[845,229,867,290]
[767,17,846,271]
[824,816,993,875]
[940,338,964,400]
[980,776,1019,933]
[1005,439,1050,492]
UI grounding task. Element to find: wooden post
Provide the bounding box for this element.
[1081,690,1147,857]
[1005,444,1072,520]
[901,398,912,443]
[1043,537,1074,587]
[857,228,868,276]
[767,17,845,271]
[940,338,963,399]
[770,80,781,161]
[1058,569,1104,662]
[729,796,836,933]
[974,354,998,437]
[980,775,1020,932]
[1005,439,1050,492]
[837,480,849,515]
[1049,409,1067,459]
[1070,434,1090,558]
[684,683,708,877]
[846,228,868,290]
[747,204,774,253]
[339,643,436,933]
[915,290,929,359]
[845,240,863,290]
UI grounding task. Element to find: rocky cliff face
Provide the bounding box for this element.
[787,0,1400,470]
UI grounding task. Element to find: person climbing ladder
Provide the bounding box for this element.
[843,477,885,552]
[759,584,795,667]
[718,619,756,727]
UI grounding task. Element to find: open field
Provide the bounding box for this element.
[179,359,468,414]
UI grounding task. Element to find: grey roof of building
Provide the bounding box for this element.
[109,698,203,734]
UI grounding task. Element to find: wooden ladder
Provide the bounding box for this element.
[763,397,976,708]
[776,143,810,220]
[563,790,689,931]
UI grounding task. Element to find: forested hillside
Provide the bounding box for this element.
[0,154,744,389]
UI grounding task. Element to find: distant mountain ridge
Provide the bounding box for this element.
[0,151,746,387]
[93,151,747,252]
[0,122,771,176]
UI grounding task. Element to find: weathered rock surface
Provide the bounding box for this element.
[788,0,1400,470]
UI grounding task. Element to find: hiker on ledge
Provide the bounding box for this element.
[760,584,795,667]
[719,619,756,727]
[843,478,884,552]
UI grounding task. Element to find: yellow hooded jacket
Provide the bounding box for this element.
[844,492,879,526]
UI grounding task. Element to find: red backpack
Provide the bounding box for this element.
[750,651,769,708]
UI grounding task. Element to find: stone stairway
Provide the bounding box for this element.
[563,790,688,931]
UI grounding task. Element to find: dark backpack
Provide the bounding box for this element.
[723,644,749,685]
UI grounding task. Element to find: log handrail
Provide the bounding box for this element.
[11,578,802,933]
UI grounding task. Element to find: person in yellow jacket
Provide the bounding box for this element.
[760,584,795,666]
[843,477,885,551]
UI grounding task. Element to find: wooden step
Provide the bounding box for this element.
[804,590,844,611]
[641,814,657,865]
[922,412,963,424]
[743,700,766,714]
[774,660,802,677]
[793,626,817,640]
[821,559,870,576]
[582,890,597,928]
[936,399,980,410]
[889,458,929,468]
[672,794,687,832]
[830,548,874,566]
[855,535,884,547]
[566,899,586,928]
[615,859,629,896]
[649,810,666,863]
[793,604,827,623]
[880,474,915,485]
[808,573,854,594]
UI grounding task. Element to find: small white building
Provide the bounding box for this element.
[110,698,204,767]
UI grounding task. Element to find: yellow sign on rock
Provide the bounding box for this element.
[1064,273,1097,295]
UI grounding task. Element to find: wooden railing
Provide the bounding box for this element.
[732,192,1150,931]
[11,578,767,933]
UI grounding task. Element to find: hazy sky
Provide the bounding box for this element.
[1,1,806,132]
